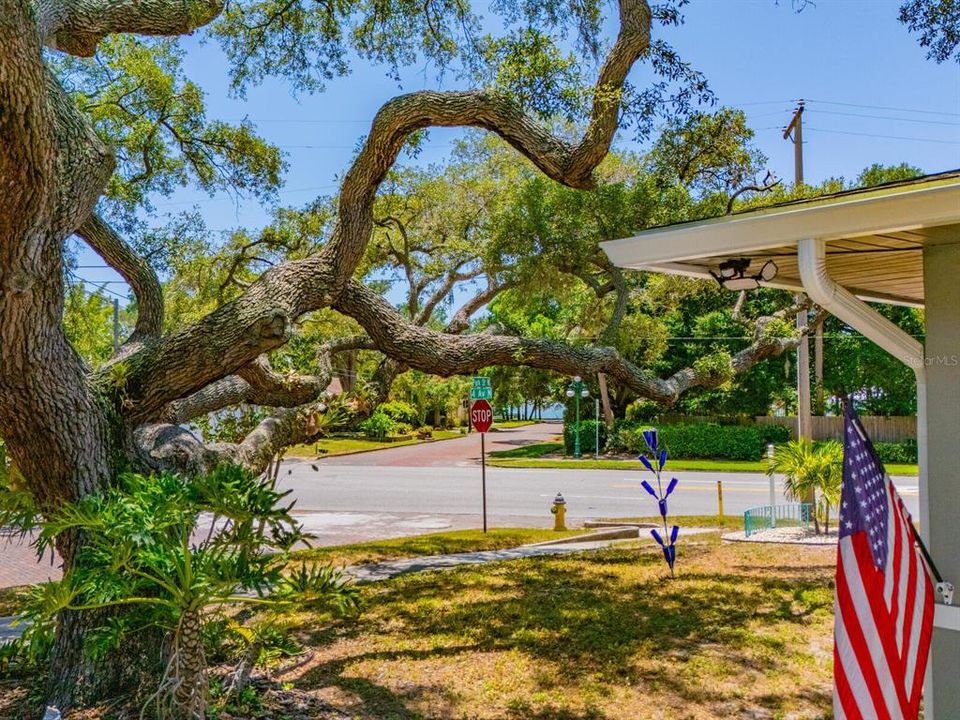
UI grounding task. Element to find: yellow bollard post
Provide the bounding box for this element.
[717,480,724,519]
[551,492,567,531]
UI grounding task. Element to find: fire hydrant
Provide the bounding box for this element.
[551,491,567,531]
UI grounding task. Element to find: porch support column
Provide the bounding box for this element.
[922,239,960,717]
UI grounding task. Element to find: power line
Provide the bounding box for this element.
[154,183,339,207]
[804,126,960,145]
[804,98,960,118]
[809,109,960,127]
[67,271,129,300]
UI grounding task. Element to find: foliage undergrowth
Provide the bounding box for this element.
[0,466,361,720]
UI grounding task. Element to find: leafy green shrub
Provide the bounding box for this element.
[563,420,607,455]
[631,423,771,461]
[378,401,419,427]
[874,440,918,464]
[392,422,414,436]
[605,418,636,453]
[625,400,660,422]
[19,467,361,719]
[359,411,396,440]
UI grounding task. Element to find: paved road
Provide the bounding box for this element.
[0,422,919,588]
[281,422,920,521]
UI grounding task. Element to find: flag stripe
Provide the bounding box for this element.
[841,538,905,718]
[834,404,935,720]
[834,597,871,720]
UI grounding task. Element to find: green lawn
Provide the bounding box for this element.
[270,533,837,719]
[0,528,838,719]
[294,527,585,567]
[492,420,538,429]
[597,514,745,530]
[488,443,919,475]
[286,429,463,458]
[0,585,29,616]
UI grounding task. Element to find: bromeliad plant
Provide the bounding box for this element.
[638,429,681,576]
[32,466,360,720]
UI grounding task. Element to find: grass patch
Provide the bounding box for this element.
[488,455,919,475]
[286,430,463,458]
[488,442,564,459]
[294,528,585,567]
[273,534,837,719]
[597,514,745,531]
[493,420,539,429]
[0,585,29,616]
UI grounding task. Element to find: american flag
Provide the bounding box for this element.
[833,404,934,719]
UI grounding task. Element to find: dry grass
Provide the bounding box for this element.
[0,534,837,719]
[273,535,836,719]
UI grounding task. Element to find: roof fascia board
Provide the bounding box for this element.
[641,262,923,308]
[602,182,960,268]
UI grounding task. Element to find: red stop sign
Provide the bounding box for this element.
[471,399,493,433]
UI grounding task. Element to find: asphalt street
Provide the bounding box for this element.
[0,422,920,588]
[279,422,920,523]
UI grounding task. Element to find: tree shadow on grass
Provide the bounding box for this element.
[290,546,834,718]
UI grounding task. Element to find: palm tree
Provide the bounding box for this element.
[768,439,844,534]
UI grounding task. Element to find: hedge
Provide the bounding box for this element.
[639,423,789,461]
[873,440,918,464]
[568,419,790,460]
[563,420,608,455]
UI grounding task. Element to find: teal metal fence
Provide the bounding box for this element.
[743,503,813,537]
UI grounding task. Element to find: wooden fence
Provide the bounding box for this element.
[754,415,917,443]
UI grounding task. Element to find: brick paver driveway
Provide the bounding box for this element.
[316,421,561,466]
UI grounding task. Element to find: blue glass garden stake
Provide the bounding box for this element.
[638,428,680,576]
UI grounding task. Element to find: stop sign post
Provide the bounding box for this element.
[471,399,493,532]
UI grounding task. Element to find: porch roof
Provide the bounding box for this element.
[600,171,960,307]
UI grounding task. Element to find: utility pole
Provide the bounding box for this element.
[784,100,813,442]
[112,298,120,354]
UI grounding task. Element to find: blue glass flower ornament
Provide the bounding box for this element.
[642,429,658,453]
[639,454,655,473]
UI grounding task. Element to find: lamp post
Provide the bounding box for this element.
[565,376,590,459]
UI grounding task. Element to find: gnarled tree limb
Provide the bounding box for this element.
[136,401,328,475]
[117,0,655,420]
[36,0,225,56]
[76,213,164,344]
[336,279,819,406]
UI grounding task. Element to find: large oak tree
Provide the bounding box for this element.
[0,0,819,709]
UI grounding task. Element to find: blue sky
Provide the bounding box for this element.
[75,0,960,298]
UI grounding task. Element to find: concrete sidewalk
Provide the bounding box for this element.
[345,537,630,583]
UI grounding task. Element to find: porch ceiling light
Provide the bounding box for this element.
[710,258,778,291]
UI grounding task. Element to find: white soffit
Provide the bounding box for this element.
[601,178,960,269]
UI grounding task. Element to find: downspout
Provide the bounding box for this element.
[797,237,927,523]
[797,236,932,709]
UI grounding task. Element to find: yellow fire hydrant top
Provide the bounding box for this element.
[551,491,566,531]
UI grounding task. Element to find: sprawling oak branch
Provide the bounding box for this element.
[76,213,164,343]
[36,0,225,56]
[156,335,373,423]
[137,401,328,475]
[319,0,652,278]
[445,279,515,334]
[336,280,816,406]
[117,0,654,420]
[158,356,328,423]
